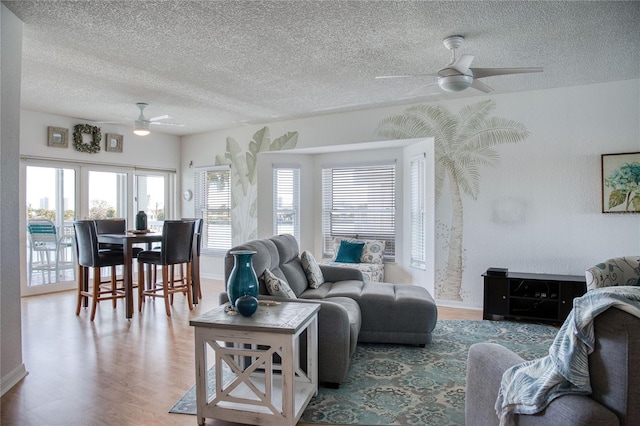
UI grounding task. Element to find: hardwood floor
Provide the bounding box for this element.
[1,279,481,426]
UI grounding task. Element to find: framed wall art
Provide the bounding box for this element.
[601,151,640,213]
[47,126,68,148]
[105,133,123,153]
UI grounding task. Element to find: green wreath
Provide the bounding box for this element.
[73,124,102,153]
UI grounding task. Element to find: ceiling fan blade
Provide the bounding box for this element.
[451,55,474,74]
[471,67,543,79]
[376,73,438,80]
[471,79,493,93]
[149,114,172,122]
[150,122,186,127]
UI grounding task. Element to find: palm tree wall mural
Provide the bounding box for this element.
[377,100,530,301]
[215,126,298,244]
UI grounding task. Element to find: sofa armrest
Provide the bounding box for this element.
[218,291,355,386]
[466,343,619,426]
[319,264,364,282]
[466,343,524,426]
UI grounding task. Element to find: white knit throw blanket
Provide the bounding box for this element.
[495,285,640,426]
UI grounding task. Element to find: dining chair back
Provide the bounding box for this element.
[137,220,195,316]
[73,220,126,320]
[181,217,203,300]
[94,218,128,251]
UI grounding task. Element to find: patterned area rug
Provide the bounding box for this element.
[170,319,558,425]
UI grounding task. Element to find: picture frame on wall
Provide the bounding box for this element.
[47,126,68,148]
[601,151,640,213]
[105,133,123,153]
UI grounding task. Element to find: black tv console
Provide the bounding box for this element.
[482,271,587,323]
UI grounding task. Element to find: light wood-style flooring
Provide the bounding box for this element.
[1,279,481,426]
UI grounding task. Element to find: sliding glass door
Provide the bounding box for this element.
[25,164,78,293]
[22,159,175,295]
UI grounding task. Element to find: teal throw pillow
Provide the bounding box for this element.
[335,240,365,264]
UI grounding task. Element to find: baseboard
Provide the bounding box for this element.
[436,300,483,311]
[200,272,224,281]
[1,363,28,396]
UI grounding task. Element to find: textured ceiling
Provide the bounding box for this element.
[3,1,640,136]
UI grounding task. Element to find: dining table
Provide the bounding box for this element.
[98,232,162,319]
[99,227,202,319]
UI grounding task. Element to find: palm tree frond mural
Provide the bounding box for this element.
[377,99,529,301]
[216,127,299,244]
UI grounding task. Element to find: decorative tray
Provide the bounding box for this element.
[128,229,152,234]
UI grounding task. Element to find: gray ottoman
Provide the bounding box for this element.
[301,281,438,345]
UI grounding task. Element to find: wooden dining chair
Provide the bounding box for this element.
[137,220,195,316]
[73,220,126,321]
[150,218,202,303]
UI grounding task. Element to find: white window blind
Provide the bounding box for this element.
[322,163,396,260]
[194,166,231,254]
[410,155,426,269]
[273,167,300,241]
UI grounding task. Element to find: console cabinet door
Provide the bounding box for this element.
[483,276,509,320]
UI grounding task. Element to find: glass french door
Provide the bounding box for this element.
[86,170,128,219]
[24,164,78,294]
[22,159,175,295]
[135,173,168,232]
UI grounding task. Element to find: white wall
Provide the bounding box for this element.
[183,79,640,309]
[1,3,27,396]
[20,110,180,169]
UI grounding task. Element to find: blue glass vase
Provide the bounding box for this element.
[227,250,258,308]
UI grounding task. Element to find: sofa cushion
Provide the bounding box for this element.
[270,234,309,296]
[301,250,324,289]
[335,240,365,263]
[322,261,384,282]
[263,268,297,299]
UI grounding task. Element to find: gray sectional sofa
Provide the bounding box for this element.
[220,234,438,386]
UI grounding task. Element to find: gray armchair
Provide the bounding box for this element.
[465,308,640,425]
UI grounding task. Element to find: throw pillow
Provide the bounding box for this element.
[263,269,297,299]
[360,240,386,264]
[334,240,365,264]
[333,237,386,264]
[301,251,324,289]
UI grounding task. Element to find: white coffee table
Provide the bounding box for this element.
[190,301,320,426]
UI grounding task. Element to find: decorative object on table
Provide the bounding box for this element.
[104,133,123,153]
[601,151,640,213]
[47,126,68,148]
[234,294,258,317]
[72,123,102,153]
[226,250,258,307]
[135,210,147,230]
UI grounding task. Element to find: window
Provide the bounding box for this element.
[194,166,231,254]
[322,163,396,260]
[410,155,426,269]
[135,173,168,232]
[273,167,300,241]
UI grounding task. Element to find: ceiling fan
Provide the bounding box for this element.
[377,35,543,95]
[133,102,185,136]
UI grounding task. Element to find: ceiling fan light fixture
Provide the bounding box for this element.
[133,120,150,136]
[438,75,473,92]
